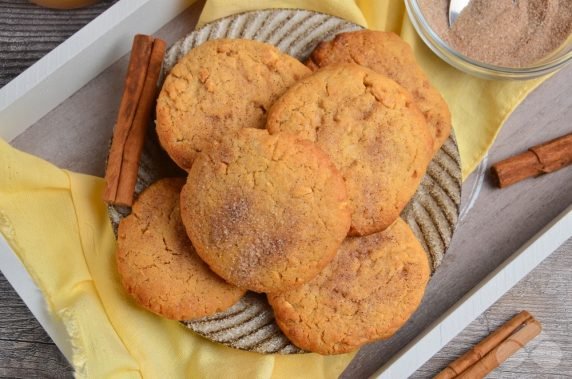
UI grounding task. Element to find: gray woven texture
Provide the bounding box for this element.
[0,0,117,88]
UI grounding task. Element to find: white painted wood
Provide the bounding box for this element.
[1,1,570,375]
[0,0,193,142]
[373,203,572,379]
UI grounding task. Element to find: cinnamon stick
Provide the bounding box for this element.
[434,311,541,379]
[114,38,166,206]
[491,133,572,188]
[103,35,166,206]
[457,319,541,379]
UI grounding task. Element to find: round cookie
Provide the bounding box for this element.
[180,128,351,293]
[268,218,431,355]
[306,30,452,153]
[266,63,433,236]
[156,38,311,171]
[116,178,245,320]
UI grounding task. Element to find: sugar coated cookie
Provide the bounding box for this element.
[306,30,452,153]
[267,63,433,235]
[117,178,246,320]
[268,218,430,354]
[180,129,351,293]
[156,38,311,171]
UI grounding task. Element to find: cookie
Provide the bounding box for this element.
[268,218,430,355]
[180,128,351,293]
[116,178,246,320]
[156,38,311,171]
[306,30,452,153]
[266,63,433,236]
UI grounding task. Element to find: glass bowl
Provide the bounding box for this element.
[405,0,572,80]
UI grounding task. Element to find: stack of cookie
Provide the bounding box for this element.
[116,32,452,355]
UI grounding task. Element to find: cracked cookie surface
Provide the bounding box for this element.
[306,30,452,153]
[180,128,351,293]
[116,178,245,320]
[156,38,311,171]
[267,63,433,236]
[268,218,430,355]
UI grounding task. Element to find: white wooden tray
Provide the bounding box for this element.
[1,0,571,377]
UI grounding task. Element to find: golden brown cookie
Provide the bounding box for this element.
[116,178,245,320]
[306,30,452,153]
[156,38,311,171]
[268,218,430,355]
[180,128,351,293]
[267,63,433,236]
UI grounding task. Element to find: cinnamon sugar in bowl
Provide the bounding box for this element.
[405,0,572,79]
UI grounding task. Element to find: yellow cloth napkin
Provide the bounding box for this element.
[0,139,354,378]
[0,1,551,378]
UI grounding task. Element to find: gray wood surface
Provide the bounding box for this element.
[1,2,110,378]
[1,1,572,378]
[0,0,118,88]
[0,277,73,378]
[412,238,572,379]
[341,63,572,379]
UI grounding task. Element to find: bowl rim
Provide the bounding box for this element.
[405,0,572,79]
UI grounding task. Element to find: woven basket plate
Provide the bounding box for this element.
[109,9,462,354]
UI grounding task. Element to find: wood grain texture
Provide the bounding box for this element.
[0,0,118,88]
[0,2,114,377]
[413,238,572,379]
[342,62,572,379]
[1,1,572,378]
[0,274,73,378]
